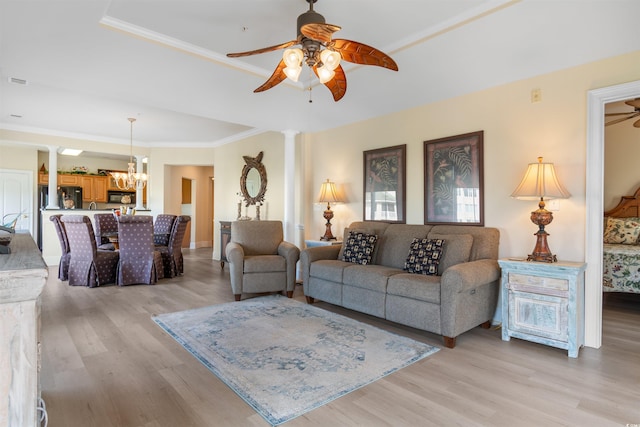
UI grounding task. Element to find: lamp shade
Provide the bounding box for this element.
[511,157,570,200]
[317,179,342,204]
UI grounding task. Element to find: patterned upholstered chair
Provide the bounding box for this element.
[93,213,118,250]
[153,214,176,246]
[116,215,163,286]
[61,215,119,287]
[157,215,190,278]
[49,214,71,281]
[226,220,300,301]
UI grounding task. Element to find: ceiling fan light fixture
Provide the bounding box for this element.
[317,65,335,84]
[320,49,340,70]
[283,48,303,68]
[283,65,302,82]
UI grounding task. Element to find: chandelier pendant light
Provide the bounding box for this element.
[110,118,148,191]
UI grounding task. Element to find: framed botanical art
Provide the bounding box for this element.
[363,144,406,223]
[424,131,484,225]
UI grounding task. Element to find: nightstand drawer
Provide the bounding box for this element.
[508,272,568,295]
[508,290,568,342]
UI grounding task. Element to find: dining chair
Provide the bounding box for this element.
[61,215,119,287]
[49,214,71,281]
[116,215,164,286]
[93,213,118,250]
[157,215,190,278]
[153,214,176,246]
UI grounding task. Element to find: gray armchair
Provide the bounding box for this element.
[226,220,300,301]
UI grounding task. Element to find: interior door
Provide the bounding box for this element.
[0,169,33,234]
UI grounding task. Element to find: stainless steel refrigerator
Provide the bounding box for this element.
[37,185,83,250]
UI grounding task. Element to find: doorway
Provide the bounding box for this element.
[585,79,640,348]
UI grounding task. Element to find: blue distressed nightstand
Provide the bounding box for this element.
[498,259,587,358]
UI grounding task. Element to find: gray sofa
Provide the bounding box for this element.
[300,221,500,348]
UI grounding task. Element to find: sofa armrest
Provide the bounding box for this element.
[278,241,301,291]
[440,258,501,338]
[300,245,342,285]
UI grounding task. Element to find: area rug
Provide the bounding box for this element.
[152,295,439,425]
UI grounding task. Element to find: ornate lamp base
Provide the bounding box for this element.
[320,205,336,241]
[527,199,558,263]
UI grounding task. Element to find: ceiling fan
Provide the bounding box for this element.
[605,98,640,127]
[226,0,398,102]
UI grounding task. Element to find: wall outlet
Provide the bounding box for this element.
[531,88,542,103]
[548,199,560,211]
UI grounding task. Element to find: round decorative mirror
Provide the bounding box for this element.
[240,151,267,206]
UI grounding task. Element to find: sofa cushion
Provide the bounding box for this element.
[377,224,433,269]
[342,231,378,265]
[309,259,352,283]
[428,233,474,275]
[403,238,444,275]
[387,273,441,304]
[343,264,403,292]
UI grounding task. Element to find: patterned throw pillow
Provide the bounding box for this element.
[342,231,378,265]
[403,238,445,275]
[603,217,640,244]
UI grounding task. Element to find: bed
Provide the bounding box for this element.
[603,187,640,294]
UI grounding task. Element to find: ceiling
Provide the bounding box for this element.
[1,0,640,150]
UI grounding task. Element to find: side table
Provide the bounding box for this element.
[498,259,587,358]
[305,239,342,248]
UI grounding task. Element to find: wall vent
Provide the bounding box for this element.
[8,77,28,85]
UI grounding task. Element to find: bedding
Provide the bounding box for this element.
[603,243,640,294]
[603,187,640,294]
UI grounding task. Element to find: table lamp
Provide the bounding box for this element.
[317,179,343,241]
[511,157,570,262]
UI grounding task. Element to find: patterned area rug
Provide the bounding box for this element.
[152,296,439,426]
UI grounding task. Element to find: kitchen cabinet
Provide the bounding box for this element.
[39,173,80,186]
[80,175,108,203]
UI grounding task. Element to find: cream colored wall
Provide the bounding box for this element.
[604,122,640,211]
[304,51,640,263]
[209,131,288,260]
[36,151,130,175]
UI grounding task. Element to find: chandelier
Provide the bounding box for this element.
[111,118,148,191]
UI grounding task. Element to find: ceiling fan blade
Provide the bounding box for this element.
[634,117,640,128]
[300,23,341,44]
[227,40,297,58]
[331,39,398,71]
[254,60,287,93]
[625,98,640,109]
[605,112,640,126]
[605,112,636,117]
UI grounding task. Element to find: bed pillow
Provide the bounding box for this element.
[403,238,445,275]
[342,231,378,265]
[603,217,640,244]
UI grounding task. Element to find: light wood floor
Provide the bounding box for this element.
[40,249,640,426]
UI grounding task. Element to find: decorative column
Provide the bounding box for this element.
[135,155,146,210]
[46,146,59,209]
[282,130,299,243]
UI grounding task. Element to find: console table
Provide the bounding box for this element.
[219,221,231,268]
[0,232,48,426]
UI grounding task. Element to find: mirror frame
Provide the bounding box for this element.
[240,151,267,206]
